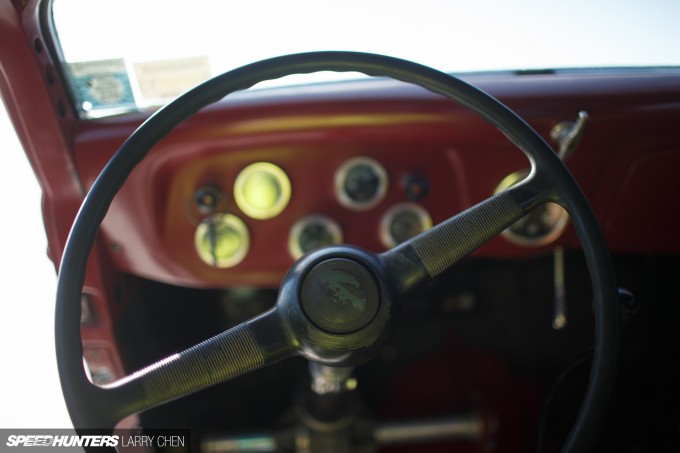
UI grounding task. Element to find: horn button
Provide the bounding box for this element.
[300,258,380,334]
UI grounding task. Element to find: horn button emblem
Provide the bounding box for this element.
[300,258,380,334]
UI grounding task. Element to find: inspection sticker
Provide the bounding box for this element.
[67,59,135,112]
[133,56,211,101]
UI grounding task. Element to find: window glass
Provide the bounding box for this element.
[53,0,680,117]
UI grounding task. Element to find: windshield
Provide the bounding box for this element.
[53,0,680,117]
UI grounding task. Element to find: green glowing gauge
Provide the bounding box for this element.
[234,162,292,219]
[194,213,249,268]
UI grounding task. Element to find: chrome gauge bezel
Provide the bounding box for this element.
[288,215,343,259]
[495,170,570,247]
[334,156,388,210]
[379,202,433,249]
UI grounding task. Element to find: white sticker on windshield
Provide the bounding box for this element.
[67,59,135,112]
[133,56,211,101]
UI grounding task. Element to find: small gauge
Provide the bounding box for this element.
[193,185,223,214]
[380,203,433,248]
[194,213,249,268]
[234,162,292,220]
[495,170,569,246]
[289,215,343,259]
[334,157,388,210]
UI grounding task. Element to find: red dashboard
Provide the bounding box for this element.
[70,73,680,289]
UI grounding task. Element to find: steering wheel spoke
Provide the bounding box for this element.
[380,178,548,295]
[89,308,295,424]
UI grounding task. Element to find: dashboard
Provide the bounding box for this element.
[70,73,680,290]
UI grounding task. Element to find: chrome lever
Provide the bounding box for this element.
[553,246,567,330]
[551,111,588,160]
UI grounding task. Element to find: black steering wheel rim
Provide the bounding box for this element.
[56,51,619,452]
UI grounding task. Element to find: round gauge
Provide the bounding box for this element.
[380,203,433,248]
[289,215,343,259]
[193,185,223,214]
[234,162,292,220]
[194,213,250,268]
[334,156,388,210]
[495,170,569,246]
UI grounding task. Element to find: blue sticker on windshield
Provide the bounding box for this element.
[67,59,135,113]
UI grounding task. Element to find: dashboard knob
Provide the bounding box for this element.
[403,174,430,201]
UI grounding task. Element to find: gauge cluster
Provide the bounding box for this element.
[186,155,437,270]
[145,138,570,288]
[168,146,571,284]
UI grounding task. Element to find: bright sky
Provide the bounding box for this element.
[53,0,680,112]
[54,0,680,71]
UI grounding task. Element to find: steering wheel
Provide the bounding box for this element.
[56,52,619,452]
